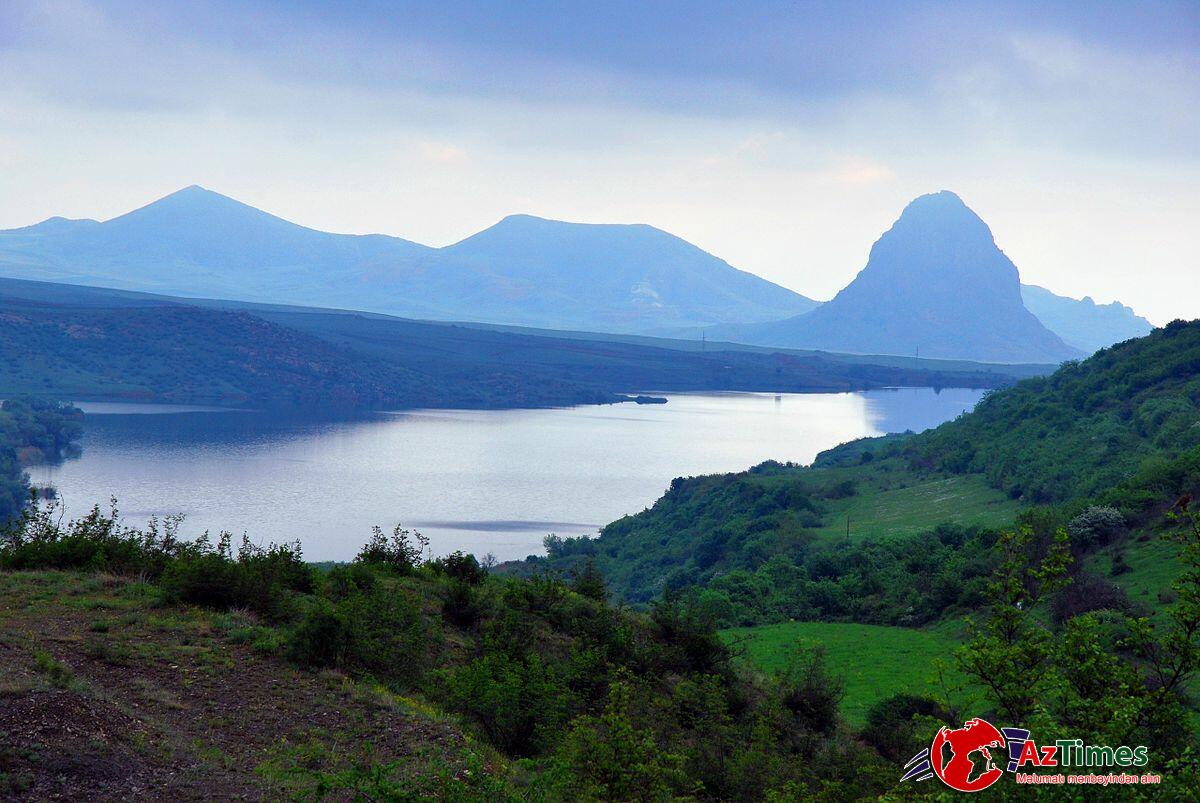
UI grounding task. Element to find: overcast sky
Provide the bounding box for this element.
[1,0,1196,323]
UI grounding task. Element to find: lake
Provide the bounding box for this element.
[29,388,985,562]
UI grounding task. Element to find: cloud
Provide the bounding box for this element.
[0,1,1195,324]
[417,141,468,164]
[829,157,897,187]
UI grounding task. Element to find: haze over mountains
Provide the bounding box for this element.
[0,186,1151,364]
[1019,284,1152,353]
[0,186,814,333]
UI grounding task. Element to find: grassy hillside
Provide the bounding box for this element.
[520,320,1200,632]
[721,620,967,726]
[905,319,1200,504]
[0,571,477,800]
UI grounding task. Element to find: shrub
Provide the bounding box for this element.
[356,524,428,573]
[289,599,352,668]
[548,679,691,801]
[1051,569,1130,625]
[569,560,607,601]
[0,498,178,576]
[160,536,313,620]
[1067,506,1126,548]
[289,584,430,686]
[860,694,946,761]
[441,579,486,627]
[432,551,485,585]
[775,646,844,735]
[325,562,377,600]
[439,652,568,755]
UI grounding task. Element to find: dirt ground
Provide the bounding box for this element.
[0,571,472,801]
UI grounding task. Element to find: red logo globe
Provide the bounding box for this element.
[929,718,1006,792]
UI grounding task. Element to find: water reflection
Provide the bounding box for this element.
[33,389,984,562]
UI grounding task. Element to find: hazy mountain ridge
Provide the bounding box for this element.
[707,192,1084,363]
[1020,283,1153,353]
[0,187,1152,362]
[0,187,816,333]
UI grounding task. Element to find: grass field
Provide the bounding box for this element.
[811,470,1023,542]
[721,620,970,726]
[1087,533,1184,615]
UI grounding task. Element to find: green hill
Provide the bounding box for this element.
[520,320,1200,626]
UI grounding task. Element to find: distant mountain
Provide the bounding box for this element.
[710,191,1083,364]
[0,186,434,312]
[0,187,815,333]
[1020,284,1153,353]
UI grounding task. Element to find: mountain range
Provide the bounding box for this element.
[1019,283,1152,353]
[0,187,1152,363]
[0,186,815,333]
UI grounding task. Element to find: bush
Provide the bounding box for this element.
[1067,506,1126,548]
[860,694,946,761]
[0,498,178,576]
[432,551,485,585]
[325,563,377,600]
[289,599,352,668]
[441,579,486,627]
[775,646,843,735]
[1051,569,1130,625]
[569,560,607,601]
[439,652,568,755]
[289,584,430,686]
[356,524,428,573]
[161,536,313,620]
[548,679,691,801]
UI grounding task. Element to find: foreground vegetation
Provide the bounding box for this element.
[1,502,905,800]
[6,499,1200,798]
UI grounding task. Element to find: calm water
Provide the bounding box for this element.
[30,389,984,562]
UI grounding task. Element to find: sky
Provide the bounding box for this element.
[0,0,1196,324]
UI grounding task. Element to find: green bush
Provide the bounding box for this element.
[440,579,486,627]
[160,536,313,620]
[432,551,485,585]
[289,584,430,685]
[355,524,428,573]
[439,652,568,755]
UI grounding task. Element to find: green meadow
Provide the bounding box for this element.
[721,620,970,726]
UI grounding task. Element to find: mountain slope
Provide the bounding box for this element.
[1021,283,1153,353]
[0,188,816,333]
[0,277,1018,409]
[710,192,1082,363]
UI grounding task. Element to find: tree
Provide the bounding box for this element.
[956,526,1071,722]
